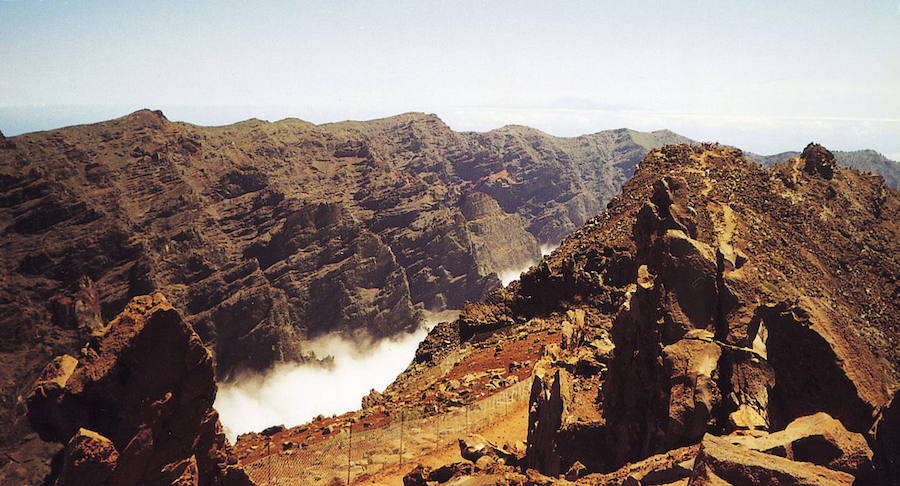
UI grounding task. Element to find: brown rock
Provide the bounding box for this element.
[403,464,431,486]
[723,350,776,432]
[526,368,574,476]
[474,454,496,471]
[458,434,518,466]
[429,462,473,483]
[25,293,252,486]
[661,331,723,445]
[872,390,900,485]
[800,143,836,179]
[54,428,119,486]
[580,444,697,486]
[564,460,586,481]
[724,413,873,478]
[688,434,854,485]
[760,303,882,433]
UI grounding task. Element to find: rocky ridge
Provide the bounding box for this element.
[393,143,899,484]
[746,148,900,189]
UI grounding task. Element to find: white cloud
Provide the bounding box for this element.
[215,325,433,441]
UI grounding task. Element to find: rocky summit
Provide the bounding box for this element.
[385,143,898,484]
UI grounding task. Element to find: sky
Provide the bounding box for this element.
[0,0,898,158]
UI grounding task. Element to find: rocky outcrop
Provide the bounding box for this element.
[748,146,900,188]
[873,391,900,486]
[25,293,252,485]
[417,143,898,483]
[688,435,855,485]
[526,368,575,476]
[799,143,837,179]
[725,413,873,478]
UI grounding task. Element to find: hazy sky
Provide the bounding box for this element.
[1,0,898,157]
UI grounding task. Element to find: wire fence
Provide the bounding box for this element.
[243,378,532,486]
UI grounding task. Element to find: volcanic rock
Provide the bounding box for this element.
[688,434,854,485]
[873,390,900,486]
[458,434,519,466]
[526,368,574,476]
[423,143,898,482]
[579,444,697,486]
[799,143,837,179]
[25,293,252,485]
[402,464,431,486]
[54,428,119,486]
[725,413,873,477]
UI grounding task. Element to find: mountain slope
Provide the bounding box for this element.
[382,142,899,484]
[0,110,691,481]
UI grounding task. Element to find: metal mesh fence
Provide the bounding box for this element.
[243,378,531,485]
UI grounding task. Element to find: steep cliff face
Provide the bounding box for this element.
[0,110,687,376]
[410,143,898,484]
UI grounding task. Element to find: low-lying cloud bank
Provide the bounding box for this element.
[215,326,432,441]
[216,246,557,442]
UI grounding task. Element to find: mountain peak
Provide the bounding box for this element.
[116,108,169,128]
[800,142,837,179]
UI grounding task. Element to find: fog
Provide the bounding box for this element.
[215,245,558,442]
[498,244,559,286]
[215,325,433,442]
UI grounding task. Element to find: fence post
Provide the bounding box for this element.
[267,440,272,486]
[347,421,353,486]
[398,409,404,468]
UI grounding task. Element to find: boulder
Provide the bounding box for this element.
[429,462,473,483]
[564,461,587,481]
[362,388,386,409]
[260,425,285,436]
[402,464,431,486]
[724,413,872,478]
[580,444,697,486]
[799,143,836,180]
[661,330,723,445]
[25,293,252,486]
[474,454,496,471]
[722,350,776,432]
[760,303,880,433]
[688,435,854,485]
[53,428,119,486]
[458,434,519,466]
[872,391,900,485]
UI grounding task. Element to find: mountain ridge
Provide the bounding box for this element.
[8,109,895,189]
[0,109,696,482]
